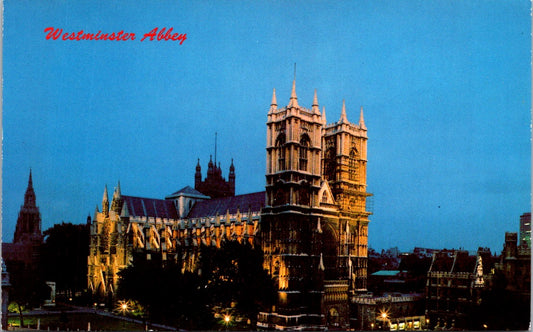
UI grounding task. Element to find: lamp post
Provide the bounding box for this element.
[380,312,389,331]
[224,314,231,331]
[117,300,129,330]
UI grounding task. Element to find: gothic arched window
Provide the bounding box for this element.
[276,134,286,171]
[349,148,358,181]
[299,134,310,171]
[325,147,336,181]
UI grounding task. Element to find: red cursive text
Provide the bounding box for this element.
[44,27,136,41]
[141,27,187,44]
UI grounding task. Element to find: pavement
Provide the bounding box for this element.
[6,303,179,331]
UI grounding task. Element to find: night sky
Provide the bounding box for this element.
[2,0,531,253]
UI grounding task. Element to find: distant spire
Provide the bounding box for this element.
[289,79,298,107]
[229,158,235,173]
[23,169,36,207]
[339,100,348,123]
[312,89,320,114]
[196,158,201,171]
[214,132,217,167]
[359,106,366,130]
[322,106,327,125]
[28,169,33,190]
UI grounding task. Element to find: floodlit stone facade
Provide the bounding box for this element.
[258,81,371,330]
[88,80,372,329]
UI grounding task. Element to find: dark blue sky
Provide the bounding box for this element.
[2,0,531,253]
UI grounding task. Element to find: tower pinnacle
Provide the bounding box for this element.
[102,185,109,215]
[339,99,348,123]
[359,106,366,130]
[312,89,320,114]
[289,80,298,108]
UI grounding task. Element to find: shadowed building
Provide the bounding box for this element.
[519,212,531,249]
[425,249,492,330]
[2,170,44,269]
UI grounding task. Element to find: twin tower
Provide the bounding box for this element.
[259,80,371,329]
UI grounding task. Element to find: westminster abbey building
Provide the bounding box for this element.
[88,80,372,330]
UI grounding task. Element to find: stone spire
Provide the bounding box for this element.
[288,80,298,108]
[102,185,109,216]
[339,99,348,123]
[359,106,366,130]
[13,169,42,244]
[312,89,320,114]
[322,106,327,125]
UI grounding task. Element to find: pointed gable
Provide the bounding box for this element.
[318,180,335,206]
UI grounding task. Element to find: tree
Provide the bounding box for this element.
[6,261,50,327]
[40,222,89,299]
[117,253,214,329]
[199,241,276,324]
[117,242,276,330]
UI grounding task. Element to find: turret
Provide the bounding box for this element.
[207,155,214,176]
[229,159,235,194]
[111,181,123,214]
[195,158,202,188]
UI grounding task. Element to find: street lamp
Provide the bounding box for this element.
[379,311,389,331]
[117,300,130,330]
[117,300,130,316]
[224,315,231,331]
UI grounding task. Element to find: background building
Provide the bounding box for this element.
[2,170,44,269]
[519,212,531,249]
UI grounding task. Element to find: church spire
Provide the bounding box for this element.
[23,169,36,207]
[339,99,348,123]
[359,106,366,130]
[288,79,298,108]
[322,106,327,125]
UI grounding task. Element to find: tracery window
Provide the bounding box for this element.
[276,134,286,171]
[299,135,310,171]
[349,148,358,181]
[325,147,336,181]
